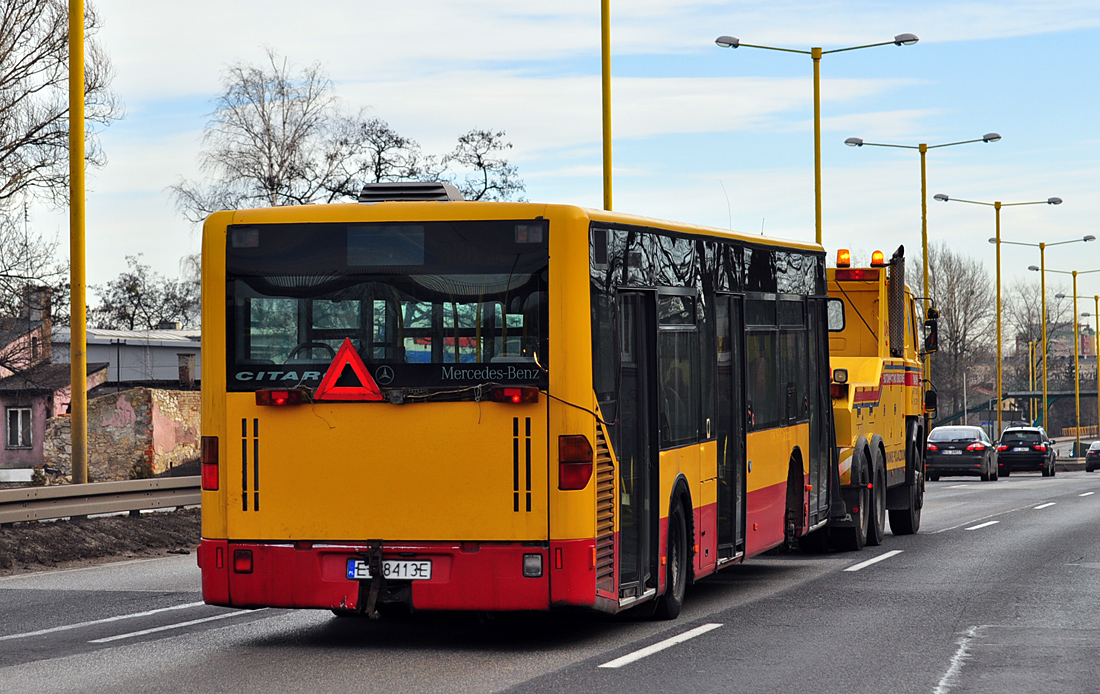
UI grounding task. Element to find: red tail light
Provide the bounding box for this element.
[559,435,593,490]
[255,389,304,406]
[233,549,253,574]
[830,383,849,400]
[926,443,938,451]
[489,386,539,404]
[834,268,880,282]
[966,442,985,451]
[997,445,1009,451]
[1034,444,1047,452]
[201,436,219,491]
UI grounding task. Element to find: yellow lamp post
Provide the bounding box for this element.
[69,0,88,484]
[1028,339,1041,422]
[715,33,918,245]
[843,133,1000,406]
[1004,233,1095,433]
[601,0,612,211]
[934,193,1070,437]
[1082,297,1100,440]
[1054,275,1100,456]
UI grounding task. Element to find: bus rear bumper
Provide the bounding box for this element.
[198,538,596,612]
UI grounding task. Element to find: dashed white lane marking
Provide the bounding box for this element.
[844,549,904,572]
[89,610,259,643]
[1034,502,1056,509]
[965,520,1000,530]
[0,601,206,642]
[934,625,983,694]
[598,623,723,669]
[948,485,971,488]
[1080,492,1095,497]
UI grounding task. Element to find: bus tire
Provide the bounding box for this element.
[653,499,688,620]
[867,452,886,547]
[833,455,869,552]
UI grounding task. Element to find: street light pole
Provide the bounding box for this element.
[715,33,918,245]
[846,135,999,413]
[963,365,972,426]
[935,193,1068,437]
[1054,271,1100,456]
[600,0,612,211]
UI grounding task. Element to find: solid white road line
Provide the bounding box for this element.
[948,485,971,488]
[933,625,983,694]
[0,601,206,642]
[89,611,254,644]
[598,623,723,669]
[965,521,1000,530]
[1034,502,1056,509]
[1081,492,1095,497]
[844,549,904,572]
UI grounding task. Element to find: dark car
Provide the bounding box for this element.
[1086,441,1100,472]
[926,426,998,481]
[996,426,1056,477]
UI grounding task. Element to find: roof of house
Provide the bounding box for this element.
[52,327,201,347]
[0,316,44,347]
[0,362,109,393]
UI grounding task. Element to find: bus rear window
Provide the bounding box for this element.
[226,220,549,392]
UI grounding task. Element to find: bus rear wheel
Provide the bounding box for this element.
[653,500,688,620]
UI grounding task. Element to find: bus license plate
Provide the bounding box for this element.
[943,450,962,455]
[346,559,432,581]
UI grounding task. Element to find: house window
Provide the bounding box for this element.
[5,407,32,449]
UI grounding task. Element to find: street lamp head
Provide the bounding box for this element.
[1085,235,1096,242]
[894,33,919,46]
[933,193,949,202]
[987,237,998,244]
[1028,265,1040,272]
[1056,293,1067,298]
[715,35,739,48]
[1047,197,1063,205]
[983,133,1002,143]
[845,137,863,147]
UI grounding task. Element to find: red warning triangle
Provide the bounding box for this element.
[314,338,384,401]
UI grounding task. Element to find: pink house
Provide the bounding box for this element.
[0,288,107,470]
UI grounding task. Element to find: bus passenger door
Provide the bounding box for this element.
[617,291,657,600]
[716,295,747,560]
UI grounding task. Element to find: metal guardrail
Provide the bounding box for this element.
[0,476,200,525]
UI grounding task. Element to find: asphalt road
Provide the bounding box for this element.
[2,472,1099,693]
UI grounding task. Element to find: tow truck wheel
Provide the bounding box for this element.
[867,463,886,546]
[833,456,869,552]
[888,470,923,535]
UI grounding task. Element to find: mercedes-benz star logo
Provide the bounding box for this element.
[374,365,395,386]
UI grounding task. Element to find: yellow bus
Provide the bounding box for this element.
[197,182,836,618]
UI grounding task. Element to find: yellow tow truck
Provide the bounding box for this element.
[822,246,937,551]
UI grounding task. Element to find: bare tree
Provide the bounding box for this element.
[443,129,525,202]
[0,212,69,323]
[171,50,340,221]
[927,242,996,419]
[0,0,119,209]
[1003,276,1072,389]
[89,255,199,330]
[172,52,525,220]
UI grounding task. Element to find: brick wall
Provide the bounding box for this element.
[43,387,200,481]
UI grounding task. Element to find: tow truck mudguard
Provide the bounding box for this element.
[831,436,871,528]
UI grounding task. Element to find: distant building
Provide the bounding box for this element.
[52,324,202,385]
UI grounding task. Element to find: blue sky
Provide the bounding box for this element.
[33,0,1100,299]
